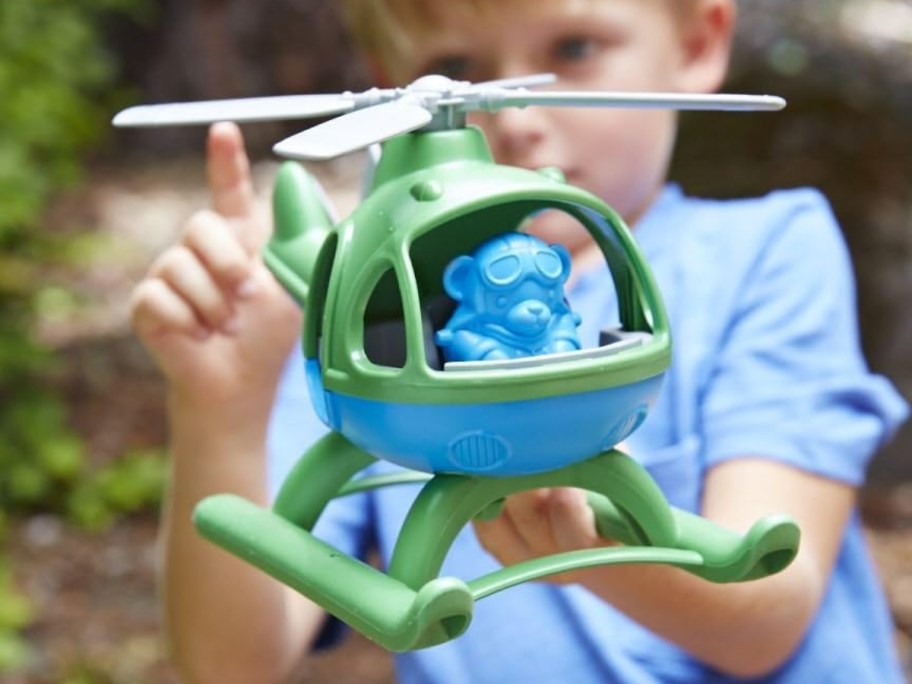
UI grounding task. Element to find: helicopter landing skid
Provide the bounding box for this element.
[193,432,800,652]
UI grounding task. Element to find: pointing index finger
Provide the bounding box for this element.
[207,121,257,220]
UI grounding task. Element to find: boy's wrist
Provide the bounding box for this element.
[165,391,273,502]
[167,388,274,442]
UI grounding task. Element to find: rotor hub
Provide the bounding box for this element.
[408,74,465,95]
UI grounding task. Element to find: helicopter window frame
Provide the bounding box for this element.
[349,252,432,374]
[303,232,338,361]
[572,204,659,334]
[359,263,407,370]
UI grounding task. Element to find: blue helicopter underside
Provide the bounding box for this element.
[306,357,662,476]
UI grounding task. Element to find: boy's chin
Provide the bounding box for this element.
[523,210,594,254]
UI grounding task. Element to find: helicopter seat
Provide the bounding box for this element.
[442,329,651,372]
[363,315,444,370]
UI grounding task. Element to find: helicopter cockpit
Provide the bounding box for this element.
[111,72,782,481]
[357,202,652,373]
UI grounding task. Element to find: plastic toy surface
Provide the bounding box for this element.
[436,233,581,362]
[114,74,800,651]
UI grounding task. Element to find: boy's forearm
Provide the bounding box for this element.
[160,403,323,684]
[578,458,852,678]
[578,550,819,677]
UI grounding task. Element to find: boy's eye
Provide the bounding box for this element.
[552,36,599,63]
[423,55,472,81]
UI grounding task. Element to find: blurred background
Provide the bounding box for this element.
[0,0,910,681]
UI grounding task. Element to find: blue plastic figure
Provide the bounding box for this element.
[436,233,582,363]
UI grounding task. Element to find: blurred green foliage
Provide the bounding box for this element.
[0,0,160,676]
[0,0,151,240]
[0,563,34,673]
[0,0,163,516]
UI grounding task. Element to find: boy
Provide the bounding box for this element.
[132,1,908,682]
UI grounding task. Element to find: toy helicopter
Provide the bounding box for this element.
[114,74,800,651]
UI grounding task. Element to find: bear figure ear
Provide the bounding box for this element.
[549,243,573,283]
[442,255,475,301]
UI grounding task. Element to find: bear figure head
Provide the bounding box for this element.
[442,233,573,342]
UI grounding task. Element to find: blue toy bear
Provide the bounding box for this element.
[436,232,582,363]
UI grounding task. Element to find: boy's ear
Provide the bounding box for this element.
[676,0,736,94]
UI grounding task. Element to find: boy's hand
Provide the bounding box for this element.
[473,487,605,584]
[131,122,301,409]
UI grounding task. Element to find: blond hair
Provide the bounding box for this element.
[340,0,491,80]
[341,0,702,82]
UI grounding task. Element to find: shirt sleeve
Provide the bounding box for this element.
[702,189,908,484]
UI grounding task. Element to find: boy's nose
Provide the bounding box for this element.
[483,106,548,166]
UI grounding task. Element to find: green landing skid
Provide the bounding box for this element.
[194,432,800,652]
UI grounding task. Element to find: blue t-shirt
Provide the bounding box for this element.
[267,186,908,683]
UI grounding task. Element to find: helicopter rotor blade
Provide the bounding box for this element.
[273,99,433,160]
[112,94,357,127]
[484,91,787,112]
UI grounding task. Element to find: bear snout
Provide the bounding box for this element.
[505,300,553,336]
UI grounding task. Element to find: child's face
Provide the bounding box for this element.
[395,0,714,247]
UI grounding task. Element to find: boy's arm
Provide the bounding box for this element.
[474,464,852,678]
[161,400,327,684]
[132,123,325,683]
[597,459,853,676]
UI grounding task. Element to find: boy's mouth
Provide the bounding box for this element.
[558,168,583,187]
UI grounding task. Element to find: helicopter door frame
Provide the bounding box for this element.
[341,250,433,380]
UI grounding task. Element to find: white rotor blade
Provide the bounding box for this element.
[112,94,356,127]
[273,100,433,160]
[488,91,787,112]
